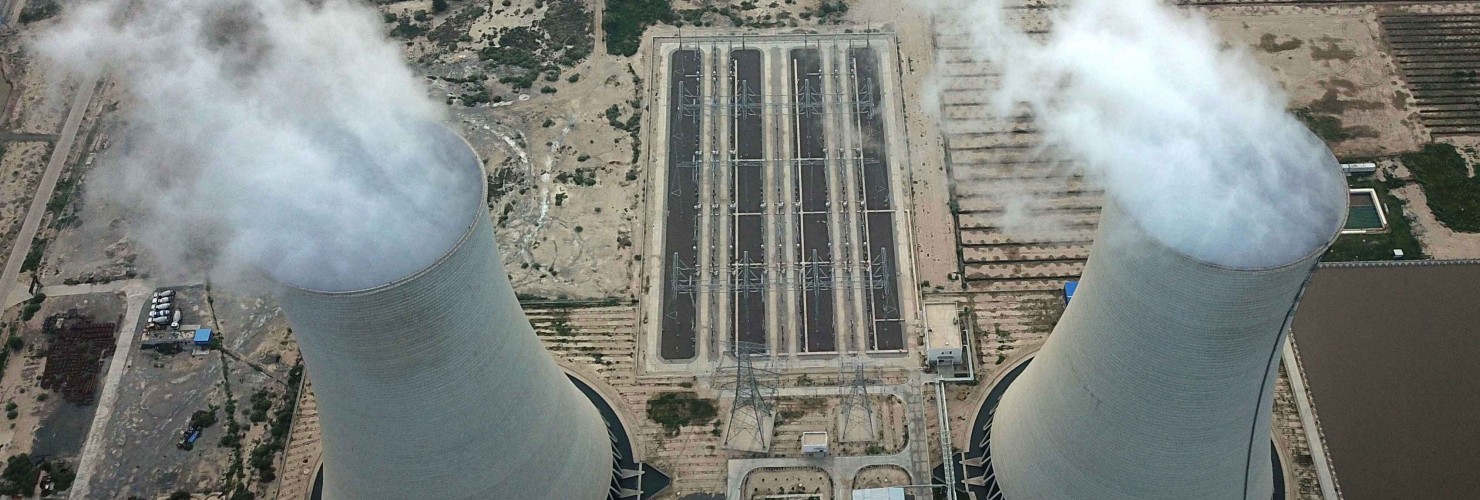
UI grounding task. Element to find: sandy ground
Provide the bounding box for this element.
[1208,7,1427,158]
[742,467,831,500]
[849,464,909,490]
[767,395,906,458]
[847,0,961,291]
[0,141,49,269]
[456,54,646,300]
[0,40,72,281]
[2,42,70,137]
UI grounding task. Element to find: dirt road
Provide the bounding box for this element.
[0,76,96,311]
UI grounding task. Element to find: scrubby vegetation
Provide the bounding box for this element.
[0,454,75,495]
[674,0,848,29]
[390,0,591,97]
[604,0,672,56]
[1293,108,1375,144]
[20,0,60,24]
[1400,143,1480,232]
[20,293,46,322]
[646,391,717,432]
[248,363,303,483]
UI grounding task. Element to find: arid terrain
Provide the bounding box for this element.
[0,1,1465,499]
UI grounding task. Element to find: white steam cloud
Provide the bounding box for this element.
[944,0,1346,268]
[36,0,480,291]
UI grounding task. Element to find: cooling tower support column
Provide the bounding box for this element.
[275,141,611,500]
[988,201,1331,500]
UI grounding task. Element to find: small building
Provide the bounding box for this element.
[923,303,964,368]
[852,487,907,500]
[1341,162,1377,176]
[193,328,213,346]
[1064,281,1079,304]
[800,431,829,458]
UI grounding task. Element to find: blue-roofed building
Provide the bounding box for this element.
[1064,281,1079,304]
[193,328,213,346]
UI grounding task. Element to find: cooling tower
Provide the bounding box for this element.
[273,133,611,500]
[989,184,1344,497]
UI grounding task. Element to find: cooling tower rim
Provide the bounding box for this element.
[1106,162,1348,274]
[282,125,486,296]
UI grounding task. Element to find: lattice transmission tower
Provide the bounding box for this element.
[837,358,877,443]
[719,341,778,452]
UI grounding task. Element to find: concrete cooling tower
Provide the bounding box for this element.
[988,163,1346,497]
[273,133,612,500]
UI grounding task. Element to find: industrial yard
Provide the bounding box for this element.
[0,0,1462,499]
[640,30,918,368]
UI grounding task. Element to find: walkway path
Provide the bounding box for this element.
[0,76,97,310]
[66,278,153,500]
[0,132,56,143]
[591,0,604,54]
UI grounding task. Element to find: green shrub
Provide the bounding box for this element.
[603,0,672,56]
[20,304,40,322]
[0,454,36,495]
[19,1,59,24]
[1401,143,1480,232]
[20,239,45,273]
[645,392,716,431]
[248,390,273,423]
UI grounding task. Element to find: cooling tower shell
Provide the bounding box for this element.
[989,197,1342,499]
[275,135,611,500]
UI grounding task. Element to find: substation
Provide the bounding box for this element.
[642,32,918,366]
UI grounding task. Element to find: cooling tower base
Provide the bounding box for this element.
[940,355,1288,500]
[307,374,670,500]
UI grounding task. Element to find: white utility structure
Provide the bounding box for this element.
[923,303,964,368]
[800,431,830,458]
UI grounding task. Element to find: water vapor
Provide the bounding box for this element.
[36,0,480,291]
[939,0,1346,268]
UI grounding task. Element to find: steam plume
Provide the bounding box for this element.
[941,0,1345,268]
[36,0,479,291]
